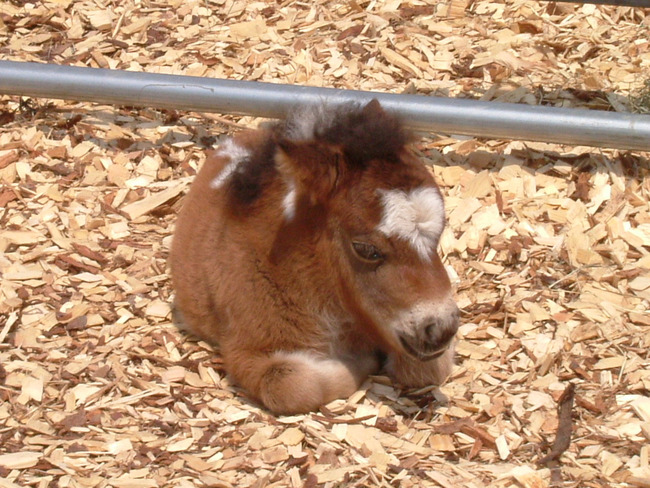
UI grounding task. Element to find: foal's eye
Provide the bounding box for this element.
[352,242,385,264]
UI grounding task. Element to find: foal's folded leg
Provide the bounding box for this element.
[226,349,379,414]
[386,345,455,388]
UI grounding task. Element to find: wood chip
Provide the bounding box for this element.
[631,396,650,423]
[496,435,511,460]
[0,452,42,470]
[121,180,189,220]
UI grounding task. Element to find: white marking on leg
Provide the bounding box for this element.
[273,350,348,379]
[377,187,445,260]
[210,138,252,189]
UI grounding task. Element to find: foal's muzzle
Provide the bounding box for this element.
[398,304,460,361]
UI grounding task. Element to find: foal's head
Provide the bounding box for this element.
[274,100,459,361]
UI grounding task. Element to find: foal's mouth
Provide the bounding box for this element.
[398,335,451,361]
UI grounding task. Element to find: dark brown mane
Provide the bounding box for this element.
[227,101,410,207]
[279,100,410,168]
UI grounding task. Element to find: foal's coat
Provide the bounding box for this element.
[170,100,459,414]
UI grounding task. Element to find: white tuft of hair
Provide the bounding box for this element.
[377,187,445,260]
[283,100,353,142]
[210,138,252,189]
[283,104,332,141]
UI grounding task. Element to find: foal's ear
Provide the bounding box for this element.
[275,139,344,202]
[362,98,385,118]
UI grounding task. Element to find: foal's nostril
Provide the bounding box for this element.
[424,323,437,341]
[424,312,459,346]
[439,324,458,345]
[425,323,456,345]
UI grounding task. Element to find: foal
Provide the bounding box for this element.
[170,100,459,414]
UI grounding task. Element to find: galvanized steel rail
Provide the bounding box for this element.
[1,60,649,151]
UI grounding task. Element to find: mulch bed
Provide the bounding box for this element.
[1,0,649,486]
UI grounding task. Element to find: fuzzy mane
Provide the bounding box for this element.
[279,101,409,167]
[226,101,409,207]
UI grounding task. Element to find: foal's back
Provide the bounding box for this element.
[171,128,286,343]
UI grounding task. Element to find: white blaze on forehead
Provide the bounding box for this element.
[378,187,445,260]
[210,138,252,189]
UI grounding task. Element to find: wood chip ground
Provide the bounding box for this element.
[1,1,649,487]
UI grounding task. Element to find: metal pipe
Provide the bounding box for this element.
[1,60,649,151]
